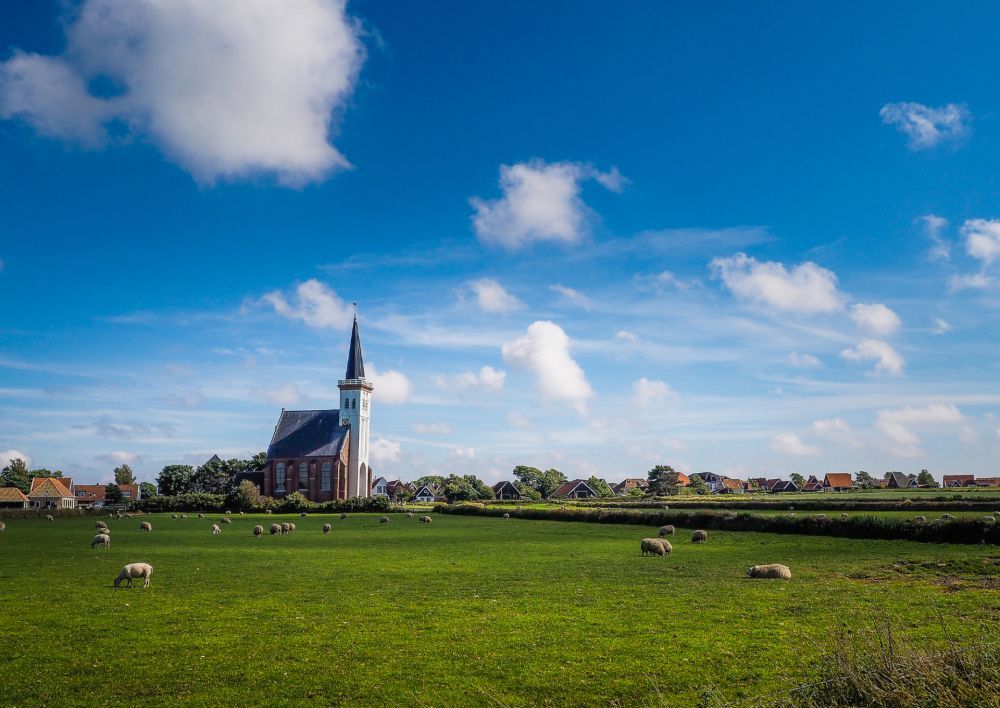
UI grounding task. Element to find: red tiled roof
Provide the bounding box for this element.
[824,473,854,488]
[676,472,690,486]
[551,479,594,497]
[74,484,139,502]
[27,477,73,498]
[0,487,29,502]
[942,474,974,484]
[721,478,742,490]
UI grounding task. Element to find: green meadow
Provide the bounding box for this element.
[1,512,997,706]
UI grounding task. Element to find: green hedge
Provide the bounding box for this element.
[137,493,390,514]
[0,507,106,520]
[566,498,1000,513]
[436,504,1000,545]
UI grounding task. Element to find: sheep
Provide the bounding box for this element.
[640,538,670,556]
[138,521,152,532]
[171,514,177,520]
[340,513,348,520]
[114,562,154,588]
[658,525,675,537]
[224,510,231,515]
[940,513,954,521]
[197,513,205,519]
[44,515,54,521]
[912,516,927,525]
[281,523,291,534]
[211,524,221,535]
[419,515,432,524]
[994,511,1000,518]
[265,509,273,514]
[253,525,264,537]
[270,523,281,535]
[503,513,510,519]
[691,529,708,543]
[323,523,332,534]
[406,512,414,518]
[379,516,390,524]
[181,514,187,519]
[0,521,5,532]
[239,511,245,516]
[90,533,111,549]
[841,513,849,520]
[747,564,792,580]
[288,523,296,533]
[220,517,232,525]
[96,521,108,529]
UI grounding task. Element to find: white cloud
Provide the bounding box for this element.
[0,449,32,469]
[850,303,901,336]
[411,422,451,435]
[787,352,821,368]
[466,278,523,313]
[840,339,905,376]
[549,284,592,309]
[367,364,413,405]
[470,160,624,250]
[452,446,476,460]
[875,404,963,457]
[710,253,845,313]
[880,102,970,150]
[918,214,950,261]
[451,365,506,392]
[255,384,305,406]
[95,450,141,465]
[632,378,676,407]
[257,279,353,330]
[614,330,639,343]
[370,437,401,464]
[961,218,1000,265]
[948,273,993,291]
[0,0,363,186]
[932,318,951,335]
[810,418,863,448]
[501,320,593,414]
[770,433,820,456]
[634,270,693,292]
[507,411,532,429]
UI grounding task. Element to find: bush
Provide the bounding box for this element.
[137,493,227,513]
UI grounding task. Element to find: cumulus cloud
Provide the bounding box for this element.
[918,215,950,261]
[850,303,901,336]
[257,279,353,330]
[840,339,905,375]
[367,364,413,405]
[370,437,401,464]
[470,160,624,250]
[961,219,1000,265]
[810,418,863,448]
[501,320,593,413]
[0,0,364,185]
[0,449,32,469]
[770,433,820,456]
[710,253,845,313]
[632,378,676,407]
[450,366,506,392]
[412,422,451,435]
[880,102,970,150]
[787,352,821,368]
[549,284,592,309]
[875,404,963,457]
[466,278,523,313]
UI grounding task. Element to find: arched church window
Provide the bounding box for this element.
[299,463,309,490]
[321,462,332,491]
[275,463,286,492]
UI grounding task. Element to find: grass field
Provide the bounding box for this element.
[2,512,998,706]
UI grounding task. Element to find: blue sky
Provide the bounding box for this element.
[2,1,1000,485]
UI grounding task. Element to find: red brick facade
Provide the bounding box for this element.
[263,436,353,502]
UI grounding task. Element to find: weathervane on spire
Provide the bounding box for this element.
[352,302,358,320]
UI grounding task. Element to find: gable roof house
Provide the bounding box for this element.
[886,472,917,489]
[0,487,29,508]
[692,472,725,492]
[492,480,523,501]
[613,478,649,495]
[942,474,976,487]
[719,477,745,494]
[74,484,140,506]
[371,476,390,497]
[551,479,598,499]
[801,475,822,492]
[767,478,799,493]
[27,477,75,509]
[823,473,854,492]
[412,485,436,503]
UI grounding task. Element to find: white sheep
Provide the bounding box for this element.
[912,516,927,524]
[983,516,997,524]
[240,511,245,516]
[379,516,390,524]
[171,514,177,519]
[747,564,792,579]
[841,513,849,519]
[691,529,708,543]
[114,562,153,588]
[140,522,152,532]
[0,521,5,532]
[658,525,675,537]
[503,513,510,519]
[44,514,54,521]
[220,517,232,525]
[419,515,432,524]
[90,533,111,549]
[211,524,221,535]
[280,522,290,534]
[941,514,953,521]
[406,512,414,518]
[323,523,332,534]
[253,525,264,537]
[640,538,670,556]
[96,521,108,529]
[270,524,281,535]
[197,513,205,519]
[180,514,187,519]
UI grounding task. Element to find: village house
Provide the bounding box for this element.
[942,474,976,487]
[767,479,798,493]
[886,471,918,489]
[823,473,854,492]
[801,475,823,492]
[551,479,598,499]
[612,478,648,495]
[27,477,75,509]
[976,477,1000,487]
[371,476,390,497]
[692,472,726,492]
[413,484,436,503]
[718,478,744,494]
[0,487,29,508]
[492,480,523,501]
[74,484,140,507]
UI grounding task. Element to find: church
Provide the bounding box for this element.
[262,315,373,501]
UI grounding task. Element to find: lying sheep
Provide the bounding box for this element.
[44,515,54,521]
[140,522,152,532]
[379,516,390,524]
[503,513,510,519]
[265,510,273,514]
[912,516,927,524]
[340,513,348,520]
[691,529,708,543]
[270,524,281,535]
[239,511,245,516]
[114,562,153,588]
[211,524,221,535]
[747,563,792,579]
[323,523,332,534]
[640,538,670,556]
[659,525,675,537]
[419,516,432,524]
[281,523,290,534]
[90,533,111,549]
[220,517,232,525]
[253,525,264,537]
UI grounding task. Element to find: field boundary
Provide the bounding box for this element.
[560,498,1000,513]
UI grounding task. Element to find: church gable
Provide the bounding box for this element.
[267,409,349,459]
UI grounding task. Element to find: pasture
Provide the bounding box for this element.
[1,512,997,705]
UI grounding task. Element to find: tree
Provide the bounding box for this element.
[232,479,262,510]
[626,486,646,498]
[413,475,445,490]
[647,465,679,496]
[440,474,495,503]
[856,470,875,488]
[514,481,542,500]
[538,469,567,498]
[1,458,31,493]
[393,485,414,503]
[105,482,125,504]
[190,458,241,495]
[139,482,157,498]
[790,472,805,489]
[587,476,614,497]
[114,464,137,485]
[248,451,267,471]
[512,466,543,490]
[917,469,938,487]
[157,464,194,496]
[29,468,63,478]
[687,476,710,495]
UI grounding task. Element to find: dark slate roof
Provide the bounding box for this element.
[267,410,348,459]
[345,316,365,379]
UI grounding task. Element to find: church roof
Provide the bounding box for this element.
[345,316,365,379]
[266,410,349,459]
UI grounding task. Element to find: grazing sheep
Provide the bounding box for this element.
[340,513,348,520]
[912,516,927,524]
[747,564,792,580]
[691,529,708,543]
[253,525,264,537]
[300,513,308,518]
[503,513,510,519]
[90,533,111,549]
[114,562,154,588]
[140,522,152,532]
[841,513,849,520]
[270,523,281,535]
[658,525,675,537]
[288,523,296,533]
[211,524,221,535]
[941,513,953,521]
[994,511,1000,518]
[197,513,205,519]
[220,517,232,525]
[281,523,290,534]
[44,515,54,521]
[640,538,670,556]
[406,512,414,518]
[171,514,177,519]
[0,521,5,532]
[239,511,245,516]
[180,514,187,519]
[224,510,231,515]
[96,521,108,529]
[419,515,432,524]
[379,516,390,524]
[323,523,332,534]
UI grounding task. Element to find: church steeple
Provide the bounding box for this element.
[345,313,365,379]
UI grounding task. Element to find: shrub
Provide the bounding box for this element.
[137,493,227,513]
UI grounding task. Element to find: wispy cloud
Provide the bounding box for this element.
[880,102,970,150]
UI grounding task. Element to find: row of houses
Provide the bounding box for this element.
[942,474,1000,488]
[0,478,140,509]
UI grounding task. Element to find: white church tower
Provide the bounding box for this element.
[338,313,373,498]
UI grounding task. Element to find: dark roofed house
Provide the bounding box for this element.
[886,472,917,489]
[942,474,975,487]
[492,480,523,501]
[413,485,436,503]
[768,479,798,493]
[823,473,854,492]
[264,409,351,502]
[613,478,648,495]
[551,479,597,499]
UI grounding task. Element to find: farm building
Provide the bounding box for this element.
[551,480,598,499]
[27,477,75,509]
[492,480,523,501]
[943,474,975,487]
[767,479,798,493]
[0,487,29,508]
[823,473,854,492]
[886,472,917,489]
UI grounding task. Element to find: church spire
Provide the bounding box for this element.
[345,311,365,379]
